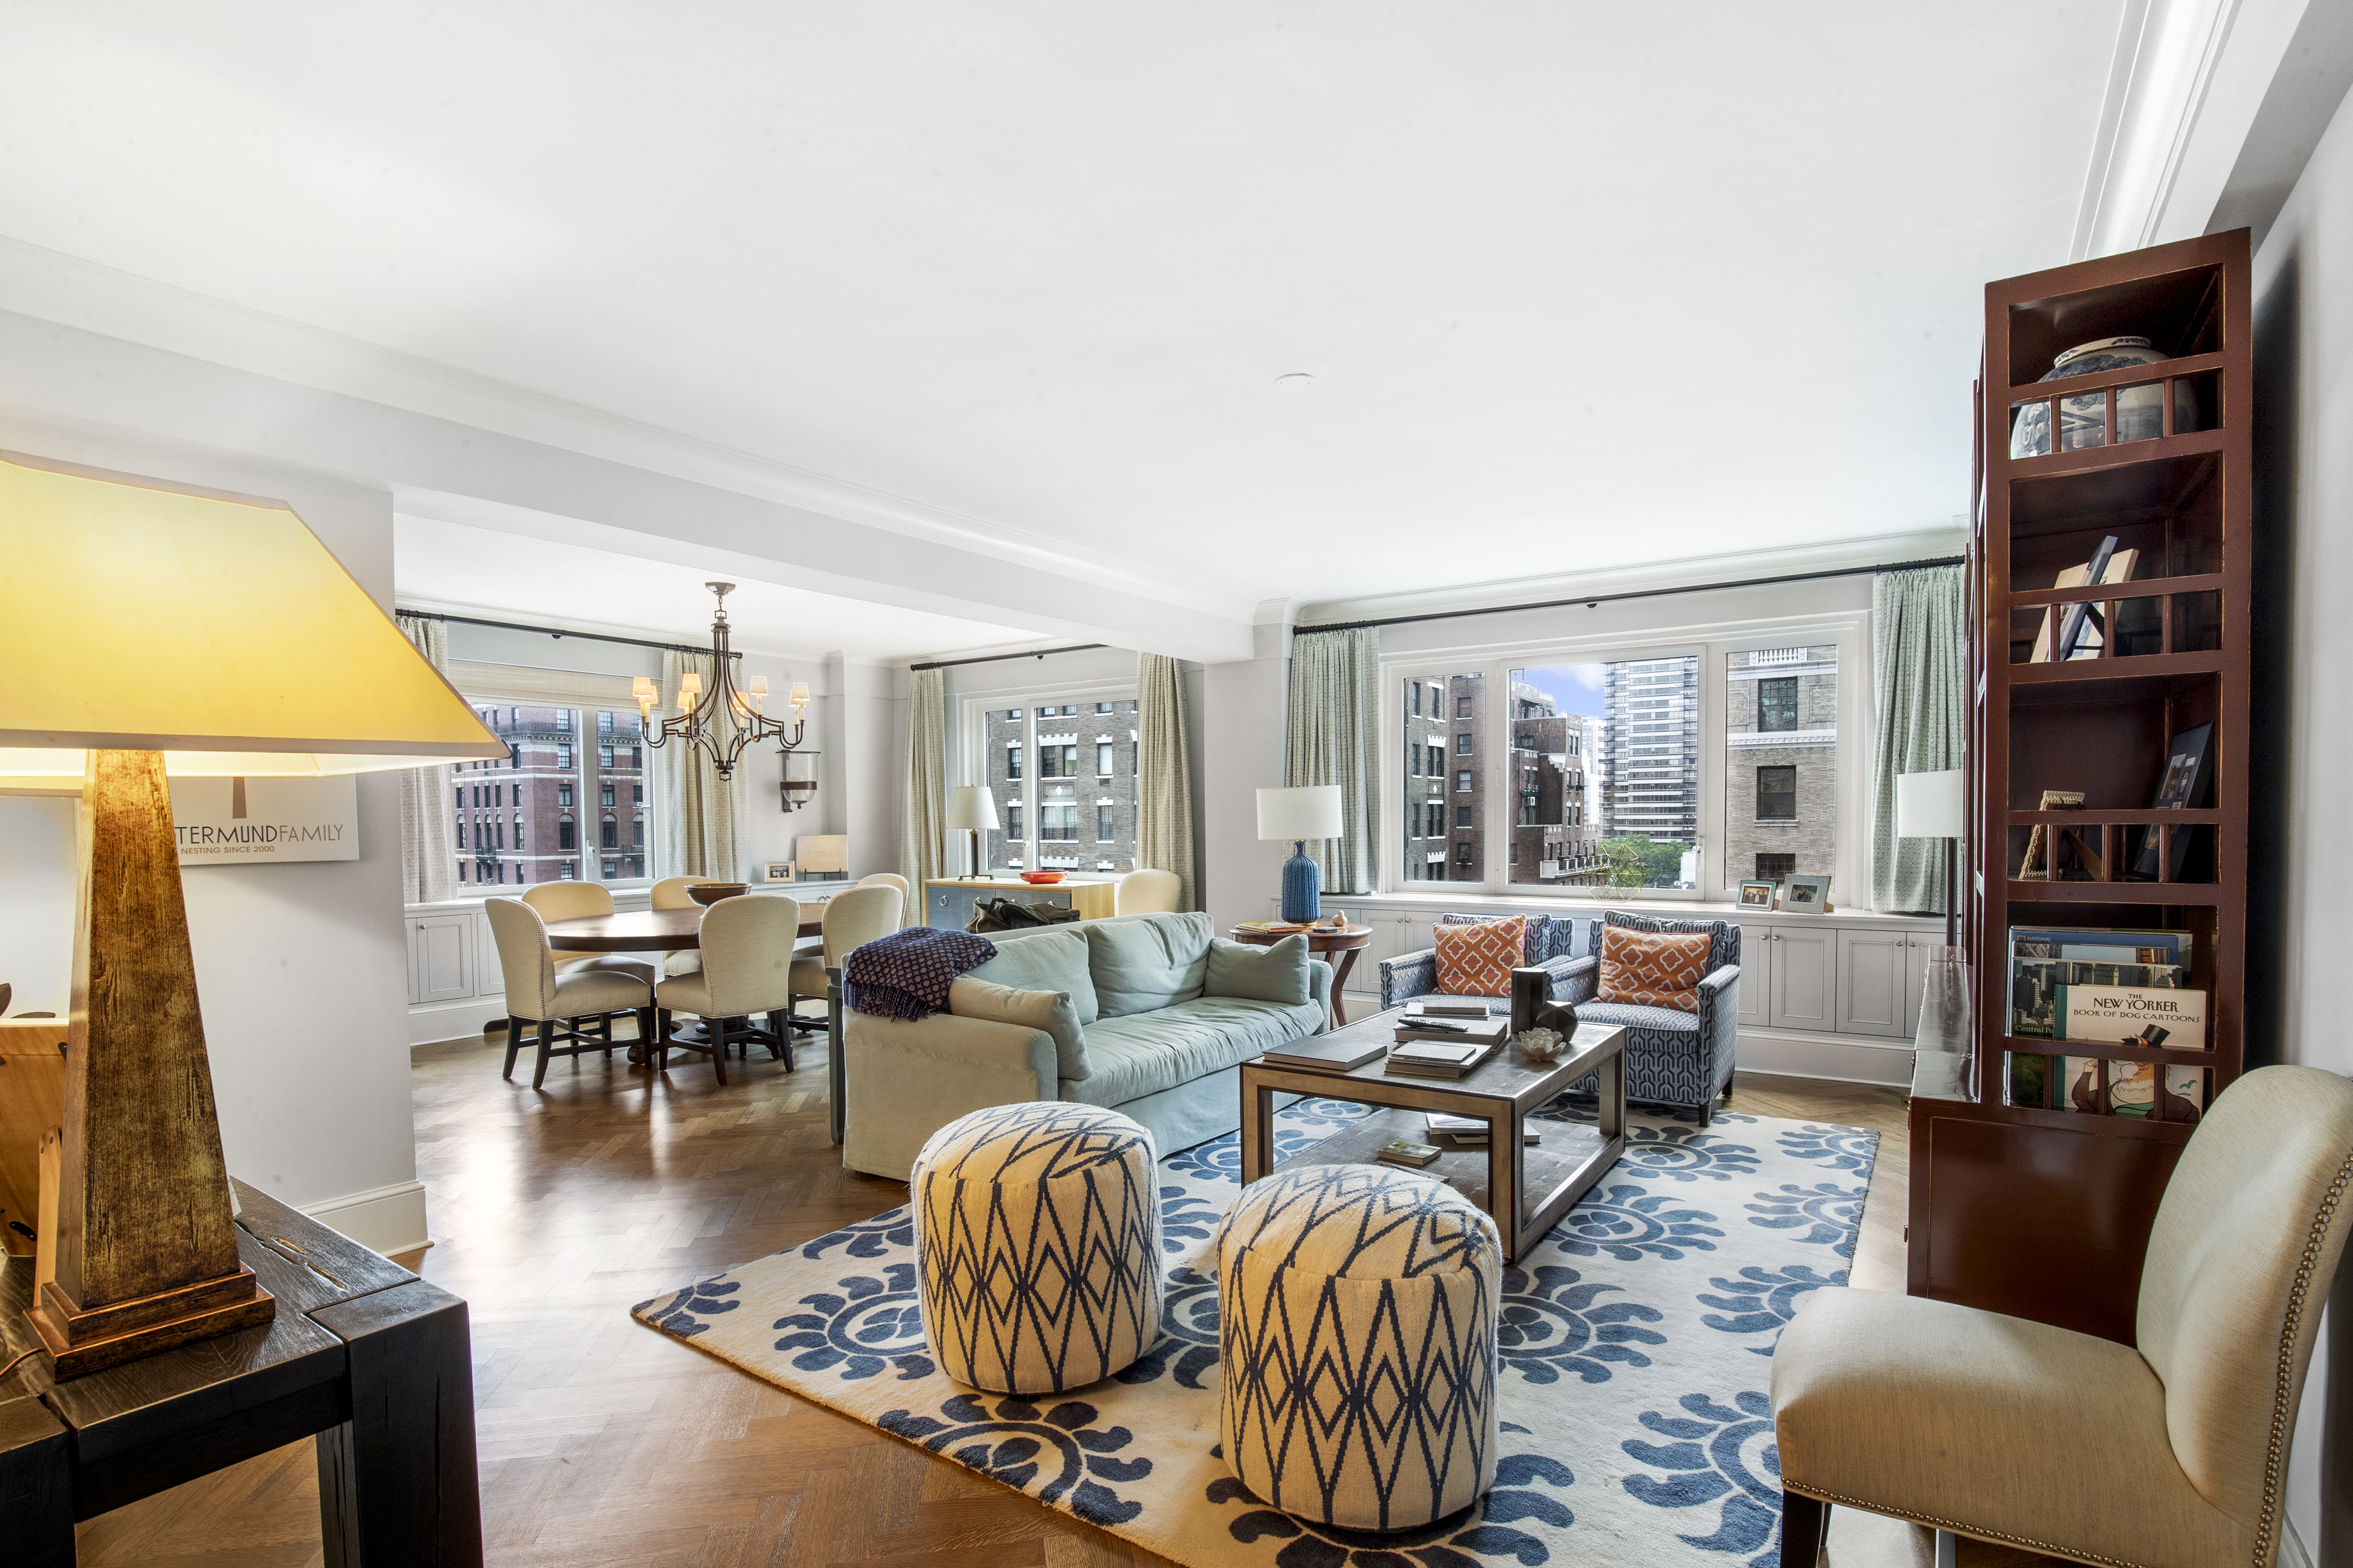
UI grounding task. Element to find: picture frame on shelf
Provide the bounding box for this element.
[759,860,796,883]
[2130,722,2215,881]
[1738,880,1778,910]
[1781,874,1832,911]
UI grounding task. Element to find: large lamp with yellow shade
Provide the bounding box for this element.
[0,452,506,1377]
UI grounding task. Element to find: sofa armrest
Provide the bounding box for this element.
[1380,948,1436,1011]
[1553,953,1599,1006]
[1307,959,1333,1031]
[842,1011,1059,1181]
[1695,963,1741,1093]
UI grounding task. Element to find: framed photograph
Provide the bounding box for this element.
[1738,880,1778,910]
[759,860,796,883]
[1783,874,1832,911]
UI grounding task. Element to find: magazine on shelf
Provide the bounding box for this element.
[2054,984,2206,1051]
[1424,1111,1538,1146]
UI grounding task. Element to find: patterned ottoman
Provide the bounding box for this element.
[1217,1164,1502,1530]
[911,1101,1161,1394]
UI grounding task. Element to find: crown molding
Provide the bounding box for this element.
[0,235,1257,624]
[1295,525,1970,628]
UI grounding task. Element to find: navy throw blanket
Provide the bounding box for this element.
[844,927,998,1022]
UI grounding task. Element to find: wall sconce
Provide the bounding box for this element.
[781,746,821,812]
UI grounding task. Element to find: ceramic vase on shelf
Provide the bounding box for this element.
[2009,335,2200,458]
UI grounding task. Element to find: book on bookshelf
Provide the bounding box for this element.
[2054,984,2206,1051]
[2007,926,2191,1039]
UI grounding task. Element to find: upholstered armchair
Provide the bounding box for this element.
[1556,911,1740,1126]
[1378,913,1591,1015]
[1772,1064,2353,1568]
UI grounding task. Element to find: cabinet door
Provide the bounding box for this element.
[1732,921,1773,1029]
[1834,929,1909,1038]
[1901,932,1931,1039]
[1768,924,1835,1030]
[926,884,970,930]
[410,913,474,1005]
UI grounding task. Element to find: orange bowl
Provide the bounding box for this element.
[1019,871,1065,885]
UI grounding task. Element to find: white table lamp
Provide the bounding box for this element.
[1257,785,1343,921]
[1896,768,1972,1096]
[946,784,999,877]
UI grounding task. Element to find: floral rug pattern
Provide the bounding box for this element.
[633,1098,1876,1568]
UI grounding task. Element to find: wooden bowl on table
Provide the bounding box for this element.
[686,882,750,905]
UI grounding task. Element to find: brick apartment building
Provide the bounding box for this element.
[453,703,647,888]
[981,700,1140,873]
[1401,675,1603,885]
[1723,645,1839,886]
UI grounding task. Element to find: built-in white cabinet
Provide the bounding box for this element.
[407,912,475,1005]
[1834,928,1909,1037]
[1733,920,1772,1030]
[1765,923,1836,1030]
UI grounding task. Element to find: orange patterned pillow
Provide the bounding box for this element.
[1434,915,1525,997]
[1597,926,1712,1012]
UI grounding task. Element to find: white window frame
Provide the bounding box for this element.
[445,664,657,893]
[1377,612,1868,903]
[958,678,1139,875]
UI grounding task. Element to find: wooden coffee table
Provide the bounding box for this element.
[1239,1008,1626,1263]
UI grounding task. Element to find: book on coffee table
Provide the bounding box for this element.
[1425,1111,1539,1146]
[1260,1036,1388,1073]
[1394,1016,1509,1047]
[1375,1139,1443,1168]
[1407,998,1491,1019]
[1385,1039,1503,1079]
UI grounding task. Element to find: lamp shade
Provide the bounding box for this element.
[1895,770,1966,839]
[1257,784,1343,841]
[0,453,505,781]
[946,784,1000,831]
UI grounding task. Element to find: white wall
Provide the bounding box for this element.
[2249,73,2353,1565]
[0,413,426,1252]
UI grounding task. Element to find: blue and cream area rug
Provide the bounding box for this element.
[633,1099,1877,1568]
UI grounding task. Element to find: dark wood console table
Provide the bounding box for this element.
[0,1179,481,1566]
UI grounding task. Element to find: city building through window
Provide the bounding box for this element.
[441,699,649,890]
[976,690,1139,873]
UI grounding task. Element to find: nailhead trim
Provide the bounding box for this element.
[2253,1149,2353,1568]
[1781,1483,2146,1568]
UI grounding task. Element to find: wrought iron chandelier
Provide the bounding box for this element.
[632,581,808,779]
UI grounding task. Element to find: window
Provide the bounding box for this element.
[493,785,503,807]
[1427,744,1444,776]
[1456,770,1472,792]
[976,688,1137,872]
[603,860,618,877]
[1756,852,1797,881]
[630,746,641,769]
[556,710,570,732]
[597,711,613,734]
[633,784,643,804]
[557,744,572,770]
[1725,644,1837,891]
[601,819,618,850]
[454,786,463,809]
[559,817,575,850]
[514,816,524,851]
[633,818,645,847]
[456,820,466,848]
[1454,841,1475,867]
[1456,805,1473,828]
[560,861,576,879]
[557,783,572,807]
[417,693,655,896]
[1455,732,1474,755]
[1456,695,1472,718]
[1409,743,1423,777]
[599,745,615,770]
[600,784,616,807]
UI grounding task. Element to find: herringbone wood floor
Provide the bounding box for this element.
[73,1008,2054,1568]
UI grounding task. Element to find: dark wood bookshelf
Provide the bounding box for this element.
[1908,229,2252,1345]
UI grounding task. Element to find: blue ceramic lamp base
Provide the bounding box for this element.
[1280,841,1321,923]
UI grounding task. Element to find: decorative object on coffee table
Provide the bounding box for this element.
[1240,1006,1626,1264]
[1255,784,1343,922]
[0,454,505,1379]
[912,1101,1160,1393]
[1217,1164,1499,1530]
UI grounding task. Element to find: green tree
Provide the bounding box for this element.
[1599,837,1691,888]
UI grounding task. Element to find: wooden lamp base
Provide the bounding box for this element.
[27,1267,275,1379]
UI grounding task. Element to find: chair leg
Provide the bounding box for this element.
[709,1018,729,1085]
[532,1018,556,1090]
[1697,1100,1714,1129]
[655,1009,672,1072]
[766,1010,788,1063]
[1779,1491,1828,1567]
[1723,1079,1735,1104]
[502,1017,523,1079]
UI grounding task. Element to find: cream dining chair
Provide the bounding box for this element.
[789,882,903,1144]
[520,880,657,986]
[1115,868,1181,915]
[484,898,655,1089]
[651,894,802,1086]
[1772,1064,2353,1568]
[857,872,912,926]
[649,875,726,977]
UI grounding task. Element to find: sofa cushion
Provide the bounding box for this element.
[1597,926,1710,1013]
[1086,912,1214,1018]
[948,976,1089,1080]
[964,927,1099,1024]
[1063,995,1323,1108]
[1435,915,1524,997]
[1205,934,1310,1006]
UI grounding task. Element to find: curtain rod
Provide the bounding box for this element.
[1300,555,1968,634]
[395,608,740,660]
[909,643,1108,672]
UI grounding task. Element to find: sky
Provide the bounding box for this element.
[1513,663,1605,719]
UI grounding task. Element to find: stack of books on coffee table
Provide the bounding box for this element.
[1259,1035,1388,1074]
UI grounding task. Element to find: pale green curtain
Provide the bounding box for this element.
[1135,653,1197,910]
[395,614,456,904]
[654,649,747,879]
[1285,627,1380,895]
[1871,565,1967,912]
[901,667,949,894]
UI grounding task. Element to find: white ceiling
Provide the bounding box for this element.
[392,513,1040,659]
[0,3,2127,624]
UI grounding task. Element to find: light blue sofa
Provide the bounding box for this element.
[841,911,1331,1180]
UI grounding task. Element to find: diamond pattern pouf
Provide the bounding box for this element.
[1217,1164,1501,1531]
[912,1102,1161,1394]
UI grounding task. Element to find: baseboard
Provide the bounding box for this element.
[2280,1517,2313,1568]
[409,997,505,1047]
[297,1179,431,1259]
[1735,1030,1916,1088]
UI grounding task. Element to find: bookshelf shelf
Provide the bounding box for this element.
[1909,229,2252,1346]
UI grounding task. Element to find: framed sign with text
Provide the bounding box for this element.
[168,775,360,865]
